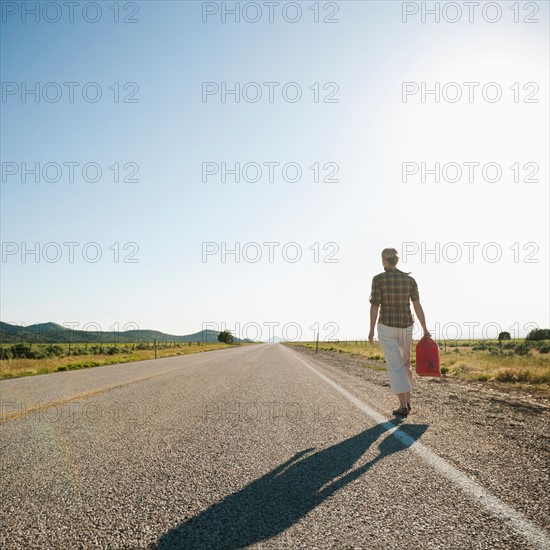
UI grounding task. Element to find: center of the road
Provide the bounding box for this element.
[283,345,550,550]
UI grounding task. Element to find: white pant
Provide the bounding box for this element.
[377,323,414,394]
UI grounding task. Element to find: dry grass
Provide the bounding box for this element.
[286,340,550,393]
[0,343,236,380]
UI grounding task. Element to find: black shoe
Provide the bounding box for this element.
[407,402,411,412]
[393,407,409,416]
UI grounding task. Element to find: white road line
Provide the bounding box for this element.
[283,345,550,550]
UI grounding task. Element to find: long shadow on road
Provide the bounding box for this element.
[152,421,428,549]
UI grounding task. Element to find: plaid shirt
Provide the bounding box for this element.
[369,267,419,328]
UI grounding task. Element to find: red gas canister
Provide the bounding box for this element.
[415,337,441,377]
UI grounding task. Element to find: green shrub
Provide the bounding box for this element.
[496,370,531,383]
[9,344,48,359]
[46,344,65,357]
[218,331,234,344]
[515,343,530,356]
[526,329,550,341]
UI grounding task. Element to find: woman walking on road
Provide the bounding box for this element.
[368,248,431,417]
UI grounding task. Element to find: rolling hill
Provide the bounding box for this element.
[0,322,252,344]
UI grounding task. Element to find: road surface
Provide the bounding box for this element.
[1,343,549,549]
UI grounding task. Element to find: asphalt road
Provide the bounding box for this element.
[1,343,549,549]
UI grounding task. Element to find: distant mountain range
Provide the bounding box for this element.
[0,322,253,344]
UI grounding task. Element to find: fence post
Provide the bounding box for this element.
[154,338,157,359]
[315,333,319,354]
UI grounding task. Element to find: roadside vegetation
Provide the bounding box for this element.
[286,334,550,393]
[0,337,248,380]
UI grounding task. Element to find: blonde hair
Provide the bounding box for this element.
[381,247,399,266]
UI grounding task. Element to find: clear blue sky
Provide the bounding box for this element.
[1,1,548,340]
